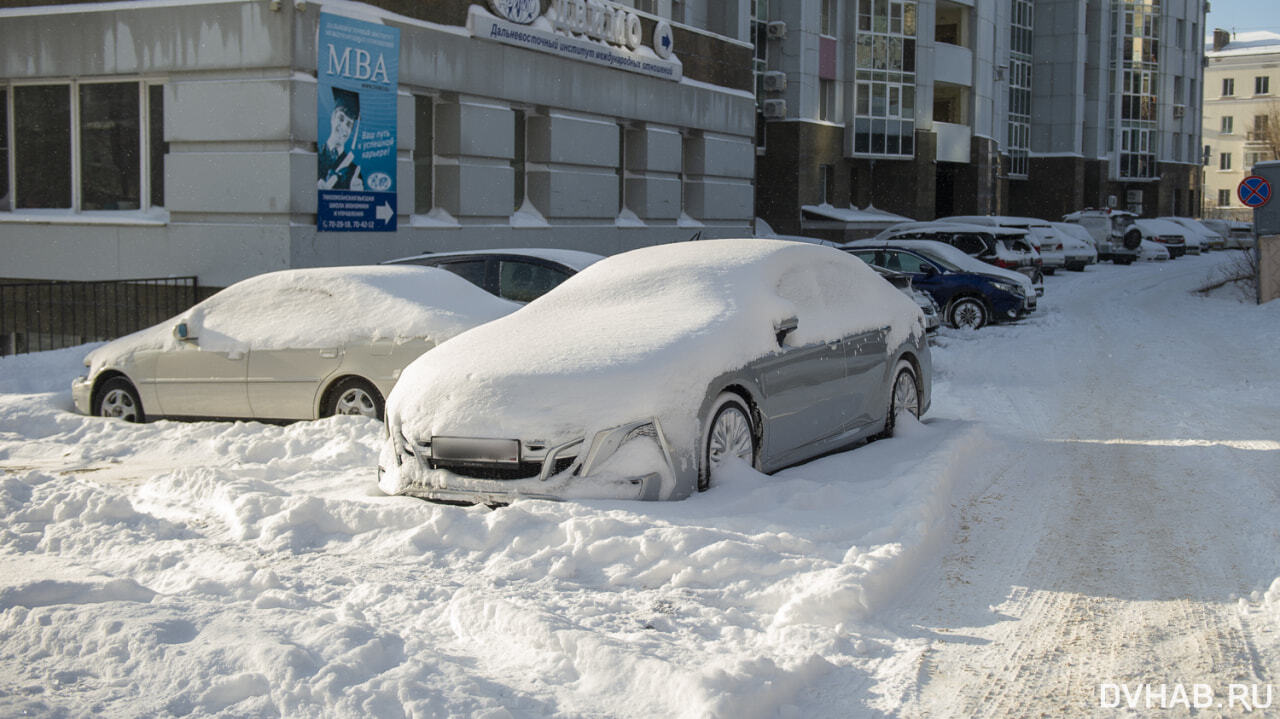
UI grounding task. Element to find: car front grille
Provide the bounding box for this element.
[429,457,576,481]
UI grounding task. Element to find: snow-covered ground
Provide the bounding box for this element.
[1,251,1277,718]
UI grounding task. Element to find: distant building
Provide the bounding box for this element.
[753,0,1207,241]
[1202,29,1280,221]
[0,0,755,288]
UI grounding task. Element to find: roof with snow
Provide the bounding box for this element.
[1206,30,1280,57]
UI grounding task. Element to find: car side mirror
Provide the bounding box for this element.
[174,322,196,342]
[774,315,799,346]
[921,264,938,276]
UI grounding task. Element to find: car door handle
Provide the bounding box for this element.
[320,348,339,359]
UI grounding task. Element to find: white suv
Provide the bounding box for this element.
[1060,209,1143,265]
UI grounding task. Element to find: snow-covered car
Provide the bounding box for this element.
[842,239,1036,328]
[1139,239,1171,261]
[1134,218,1189,258]
[1161,217,1225,251]
[1048,222,1099,271]
[72,266,518,423]
[382,248,604,302]
[942,215,1067,274]
[1061,209,1143,264]
[1202,219,1256,249]
[378,239,932,504]
[872,221,1043,291]
[872,265,942,333]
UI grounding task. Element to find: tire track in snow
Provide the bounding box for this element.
[882,256,1280,717]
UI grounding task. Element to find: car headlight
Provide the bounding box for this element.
[991,281,1023,296]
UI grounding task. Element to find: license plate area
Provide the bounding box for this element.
[432,437,520,465]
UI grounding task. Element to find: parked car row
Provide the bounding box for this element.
[73,240,932,506]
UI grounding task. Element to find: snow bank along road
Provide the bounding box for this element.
[0,252,1277,718]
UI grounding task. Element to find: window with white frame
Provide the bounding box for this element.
[1219,151,1231,170]
[1257,76,1271,95]
[1221,116,1233,134]
[1109,1,1160,180]
[751,0,770,151]
[1223,77,1234,96]
[1218,189,1231,206]
[852,0,917,157]
[1007,0,1033,178]
[820,79,837,122]
[0,88,8,211]
[5,80,165,212]
[821,0,837,36]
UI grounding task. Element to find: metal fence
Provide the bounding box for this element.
[0,277,200,356]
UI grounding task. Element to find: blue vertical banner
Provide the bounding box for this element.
[317,13,399,232]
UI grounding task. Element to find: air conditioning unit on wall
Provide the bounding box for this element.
[767,21,787,39]
[1173,104,1186,119]
[762,72,788,92]
[762,99,787,119]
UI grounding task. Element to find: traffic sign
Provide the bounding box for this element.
[1238,175,1272,208]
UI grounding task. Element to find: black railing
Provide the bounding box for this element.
[0,277,200,356]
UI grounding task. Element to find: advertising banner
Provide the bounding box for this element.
[317,13,399,232]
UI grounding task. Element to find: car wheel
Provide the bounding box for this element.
[323,377,384,420]
[95,376,145,423]
[1068,262,1086,272]
[948,297,987,329]
[699,393,757,492]
[877,359,921,439]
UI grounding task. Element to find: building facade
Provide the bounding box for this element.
[753,0,1207,241]
[1202,30,1280,221]
[0,0,756,288]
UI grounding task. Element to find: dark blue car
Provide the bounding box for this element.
[844,245,1034,329]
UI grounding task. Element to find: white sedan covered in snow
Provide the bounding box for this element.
[379,239,932,504]
[72,266,518,423]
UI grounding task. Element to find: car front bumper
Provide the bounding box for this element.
[72,376,92,415]
[378,418,679,503]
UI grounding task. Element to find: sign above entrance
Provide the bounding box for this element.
[469,3,681,81]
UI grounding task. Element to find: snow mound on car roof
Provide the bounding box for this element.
[389,239,922,445]
[84,266,518,372]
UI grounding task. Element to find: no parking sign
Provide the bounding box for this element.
[1238,176,1271,209]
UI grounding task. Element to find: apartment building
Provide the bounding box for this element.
[753,0,1208,241]
[0,0,756,287]
[1202,29,1280,220]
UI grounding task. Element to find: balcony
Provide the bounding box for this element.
[934,43,973,87]
[935,122,971,163]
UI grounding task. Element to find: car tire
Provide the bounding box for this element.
[699,393,757,492]
[322,376,384,420]
[94,376,145,423]
[875,359,921,439]
[1068,262,1086,272]
[948,297,988,330]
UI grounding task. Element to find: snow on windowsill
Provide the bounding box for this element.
[0,208,170,227]
[411,208,460,228]
[678,212,705,228]
[510,200,550,228]
[615,209,646,228]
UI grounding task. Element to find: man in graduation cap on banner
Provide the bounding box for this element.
[318,87,364,191]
